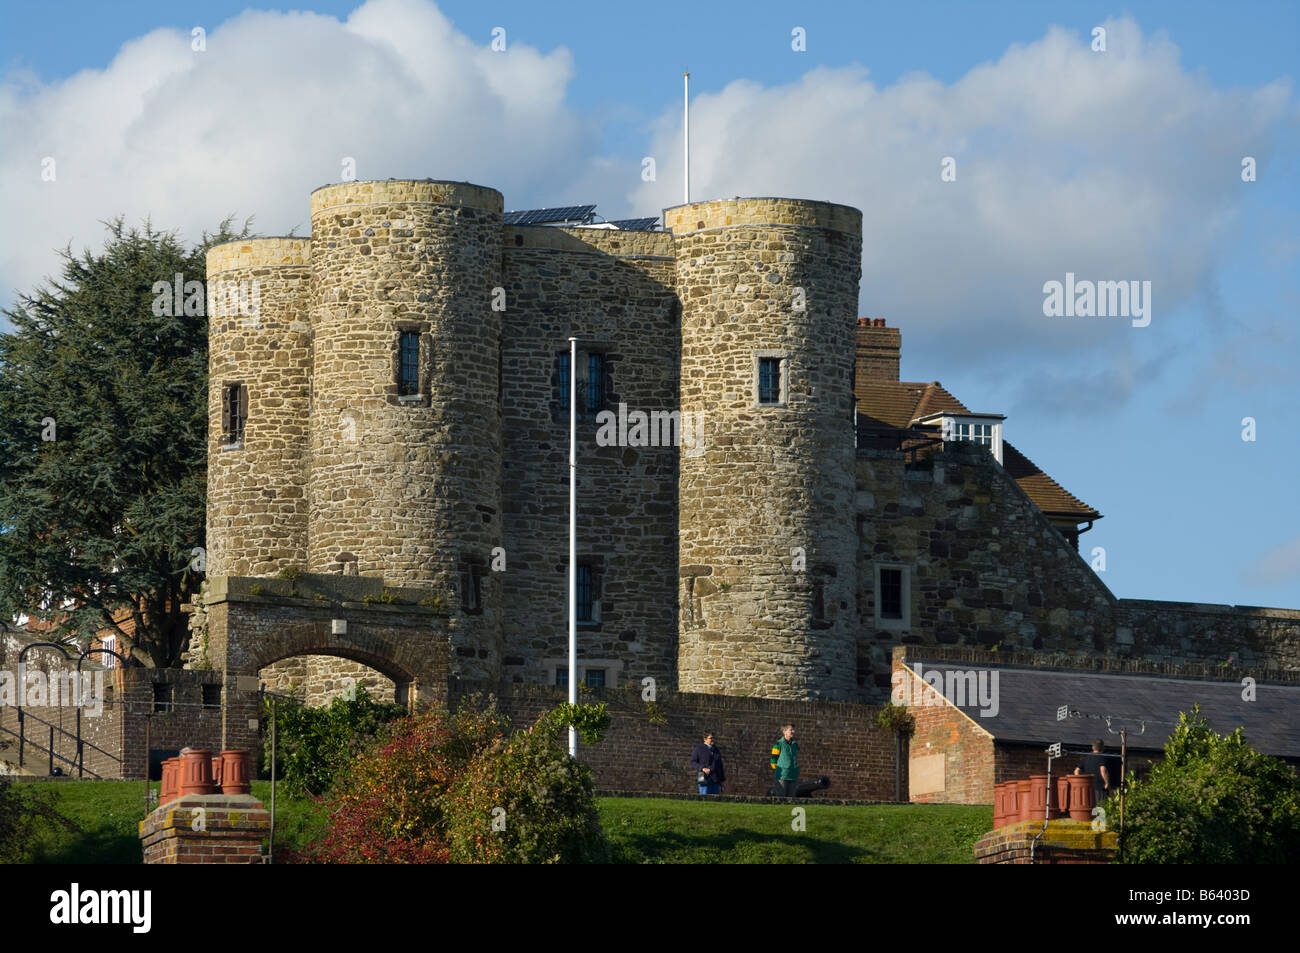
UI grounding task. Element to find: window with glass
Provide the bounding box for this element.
[758,357,783,405]
[577,563,594,622]
[398,331,420,396]
[954,421,994,447]
[557,349,610,421]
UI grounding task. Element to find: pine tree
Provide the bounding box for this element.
[0,216,251,667]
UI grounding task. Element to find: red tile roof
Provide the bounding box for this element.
[855,381,1100,523]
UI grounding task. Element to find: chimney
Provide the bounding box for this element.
[855,317,901,385]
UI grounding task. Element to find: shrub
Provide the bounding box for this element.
[262,686,408,798]
[446,705,611,864]
[301,698,611,864]
[1119,705,1300,863]
[304,701,508,864]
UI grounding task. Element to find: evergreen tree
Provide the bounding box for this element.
[0,216,250,667]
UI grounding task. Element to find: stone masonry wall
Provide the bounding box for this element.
[1118,599,1300,673]
[260,654,396,706]
[205,237,312,577]
[672,199,862,701]
[499,226,680,690]
[856,443,1116,699]
[307,180,505,682]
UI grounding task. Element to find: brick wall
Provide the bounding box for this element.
[450,679,899,800]
[854,319,901,383]
[0,666,227,779]
[893,660,994,804]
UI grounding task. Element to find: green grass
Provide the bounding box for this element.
[14,780,327,864]
[14,783,990,864]
[600,798,990,864]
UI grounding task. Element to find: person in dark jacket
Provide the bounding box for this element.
[1075,738,1121,806]
[690,731,726,794]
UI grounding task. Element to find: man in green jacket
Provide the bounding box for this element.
[770,723,799,797]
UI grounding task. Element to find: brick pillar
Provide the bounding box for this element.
[139,794,270,864]
[973,819,1118,864]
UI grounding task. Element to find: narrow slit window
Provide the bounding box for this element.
[880,568,903,620]
[758,357,782,405]
[399,331,420,396]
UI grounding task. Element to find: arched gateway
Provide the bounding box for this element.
[194,574,451,751]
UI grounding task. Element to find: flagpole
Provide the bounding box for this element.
[683,72,690,205]
[568,336,578,758]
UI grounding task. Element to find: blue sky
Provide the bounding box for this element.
[1,0,1297,609]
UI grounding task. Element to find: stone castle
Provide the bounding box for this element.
[195,178,1300,715]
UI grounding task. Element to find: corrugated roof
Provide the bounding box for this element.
[904,658,1300,759]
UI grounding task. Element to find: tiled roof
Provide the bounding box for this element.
[905,658,1300,759]
[1002,443,1100,521]
[855,380,1100,523]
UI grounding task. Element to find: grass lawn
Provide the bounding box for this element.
[600,798,990,864]
[15,780,327,864]
[15,781,989,864]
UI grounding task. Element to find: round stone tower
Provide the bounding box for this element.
[667,198,862,700]
[206,237,312,577]
[307,180,505,677]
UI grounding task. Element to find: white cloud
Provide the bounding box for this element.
[1243,534,1300,588]
[0,0,594,308]
[1,8,1291,420]
[628,17,1293,402]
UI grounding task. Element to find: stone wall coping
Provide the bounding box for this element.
[450,677,887,717]
[893,643,1300,684]
[595,789,895,806]
[976,818,1118,852]
[1118,598,1300,620]
[309,179,504,215]
[203,574,449,615]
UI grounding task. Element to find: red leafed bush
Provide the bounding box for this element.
[304,701,507,864]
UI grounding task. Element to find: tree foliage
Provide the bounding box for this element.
[1119,705,1300,863]
[0,216,250,666]
[302,698,611,864]
[262,686,409,798]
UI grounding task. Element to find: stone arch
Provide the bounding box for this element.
[248,621,432,707]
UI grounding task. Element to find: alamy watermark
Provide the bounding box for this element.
[0,665,105,717]
[1042,273,1151,328]
[891,661,999,717]
[595,403,705,457]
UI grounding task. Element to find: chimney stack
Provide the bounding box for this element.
[855,318,901,385]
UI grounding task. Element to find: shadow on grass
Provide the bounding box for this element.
[610,825,877,864]
[30,824,142,865]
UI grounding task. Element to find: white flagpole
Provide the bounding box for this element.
[683,72,690,205]
[568,336,578,758]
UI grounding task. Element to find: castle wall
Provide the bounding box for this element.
[498,226,680,689]
[1117,600,1300,672]
[670,199,862,701]
[205,238,312,576]
[449,679,899,800]
[306,181,505,680]
[259,654,396,706]
[856,443,1116,699]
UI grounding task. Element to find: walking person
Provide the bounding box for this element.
[769,723,799,797]
[691,731,725,794]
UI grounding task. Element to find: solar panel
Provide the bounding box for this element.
[502,204,597,226]
[607,217,661,231]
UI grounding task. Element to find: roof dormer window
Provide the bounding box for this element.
[917,412,1005,464]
